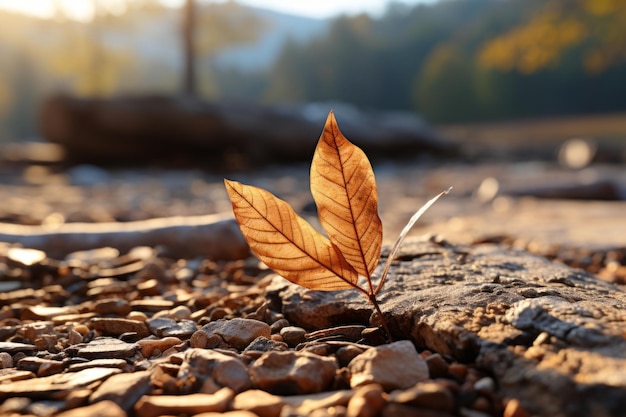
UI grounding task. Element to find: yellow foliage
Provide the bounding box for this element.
[479,9,586,74]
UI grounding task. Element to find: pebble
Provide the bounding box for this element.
[232,389,284,417]
[138,336,183,358]
[474,377,495,392]
[0,352,13,368]
[270,318,290,334]
[244,336,289,353]
[349,340,430,390]
[280,326,306,347]
[200,318,271,350]
[55,400,126,417]
[182,348,252,393]
[91,318,151,339]
[94,298,132,316]
[281,390,354,414]
[146,316,197,338]
[129,299,174,312]
[68,358,129,372]
[346,384,386,417]
[336,345,366,367]
[0,367,121,398]
[134,387,234,417]
[90,370,152,410]
[72,338,138,359]
[503,398,530,417]
[169,305,192,320]
[250,350,338,395]
[389,381,455,412]
[0,341,37,355]
[425,353,449,378]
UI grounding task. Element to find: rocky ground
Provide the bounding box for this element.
[0,158,625,417]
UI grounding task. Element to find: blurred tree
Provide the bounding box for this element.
[182,0,196,96]
[479,0,626,74]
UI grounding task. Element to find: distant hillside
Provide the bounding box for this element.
[214,7,329,71]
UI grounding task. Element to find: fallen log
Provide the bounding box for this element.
[0,214,248,260]
[39,95,454,167]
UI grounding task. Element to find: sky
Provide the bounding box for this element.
[0,0,436,21]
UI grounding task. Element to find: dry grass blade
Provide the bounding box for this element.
[374,187,452,295]
[311,111,383,280]
[224,179,359,291]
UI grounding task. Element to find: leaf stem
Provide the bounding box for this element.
[368,292,393,342]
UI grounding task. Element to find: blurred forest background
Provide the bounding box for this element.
[1,0,625,142]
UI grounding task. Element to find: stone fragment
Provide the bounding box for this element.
[180,348,251,393]
[17,356,66,377]
[56,400,126,417]
[336,345,366,367]
[134,387,233,417]
[0,367,120,399]
[137,336,182,358]
[146,316,197,338]
[306,325,366,342]
[244,336,289,354]
[72,337,138,359]
[232,389,284,417]
[281,390,354,414]
[169,305,192,320]
[346,384,386,417]
[195,412,259,417]
[250,350,337,395]
[21,306,79,321]
[0,341,36,355]
[93,298,132,316]
[90,370,152,411]
[349,341,429,390]
[0,352,13,368]
[0,369,35,383]
[129,299,174,312]
[280,326,306,347]
[503,398,530,417]
[390,381,455,412]
[91,318,150,338]
[200,318,271,350]
[68,359,128,372]
[425,353,449,379]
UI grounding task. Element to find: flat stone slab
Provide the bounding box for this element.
[271,240,626,417]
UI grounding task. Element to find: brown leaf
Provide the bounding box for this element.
[224,179,358,290]
[310,111,383,279]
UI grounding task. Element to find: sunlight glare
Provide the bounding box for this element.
[0,0,128,21]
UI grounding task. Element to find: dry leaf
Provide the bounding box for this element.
[224,179,358,290]
[311,111,383,280]
[225,110,450,341]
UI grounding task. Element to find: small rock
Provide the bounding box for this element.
[425,353,449,379]
[306,325,366,342]
[349,340,429,390]
[390,381,455,412]
[67,330,83,346]
[200,318,271,350]
[244,336,289,353]
[270,318,290,334]
[281,390,354,414]
[138,336,183,358]
[0,342,37,355]
[72,338,138,359]
[336,345,366,367]
[280,326,306,347]
[68,358,128,372]
[90,370,152,411]
[91,318,150,338]
[55,400,126,417]
[0,367,120,399]
[0,369,36,384]
[232,389,284,417]
[250,350,337,395]
[21,306,78,321]
[17,357,66,377]
[129,299,174,312]
[503,398,530,417]
[146,316,197,338]
[195,412,259,417]
[0,352,13,368]
[169,305,192,320]
[346,384,386,417]
[94,298,132,316]
[474,377,495,392]
[134,387,234,417]
[180,348,251,393]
